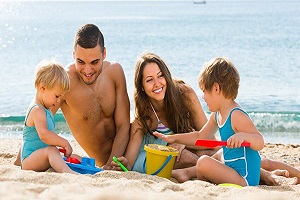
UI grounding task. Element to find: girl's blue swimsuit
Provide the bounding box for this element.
[21,100,55,164]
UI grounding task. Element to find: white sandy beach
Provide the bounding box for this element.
[0,138,299,200]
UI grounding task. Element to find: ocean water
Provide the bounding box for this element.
[0,1,299,144]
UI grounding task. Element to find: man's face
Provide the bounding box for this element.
[73,44,106,85]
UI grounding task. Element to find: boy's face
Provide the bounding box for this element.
[201,83,220,112]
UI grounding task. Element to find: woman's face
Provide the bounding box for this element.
[142,62,167,102]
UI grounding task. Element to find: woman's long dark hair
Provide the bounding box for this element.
[134,52,194,135]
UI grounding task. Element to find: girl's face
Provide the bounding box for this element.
[142,62,167,102]
[39,85,67,110]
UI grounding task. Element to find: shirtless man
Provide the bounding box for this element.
[15,24,130,168]
[57,24,130,167]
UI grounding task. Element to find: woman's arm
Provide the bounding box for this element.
[123,119,144,170]
[154,113,218,146]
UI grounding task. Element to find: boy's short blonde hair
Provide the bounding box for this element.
[34,60,70,91]
[198,57,240,100]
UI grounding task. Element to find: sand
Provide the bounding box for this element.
[0,138,299,200]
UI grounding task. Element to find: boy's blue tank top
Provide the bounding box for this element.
[21,100,55,162]
[216,107,261,186]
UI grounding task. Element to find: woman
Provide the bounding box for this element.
[124,52,216,173]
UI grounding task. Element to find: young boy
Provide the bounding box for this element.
[154,57,264,186]
[21,60,78,174]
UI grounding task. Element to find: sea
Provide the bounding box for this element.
[0,1,299,144]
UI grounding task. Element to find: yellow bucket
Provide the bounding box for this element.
[144,144,178,179]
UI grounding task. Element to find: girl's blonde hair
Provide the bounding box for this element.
[34,59,70,91]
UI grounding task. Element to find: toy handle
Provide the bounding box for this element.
[59,148,81,164]
[66,157,81,164]
[113,156,128,172]
[58,148,66,154]
[194,140,250,147]
[142,155,172,175]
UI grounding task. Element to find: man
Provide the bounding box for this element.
[58,24,130,167]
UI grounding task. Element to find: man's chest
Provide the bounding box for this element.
[64,85,116,120]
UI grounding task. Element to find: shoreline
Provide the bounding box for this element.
[2,132,300,146]
[1,138,299,199]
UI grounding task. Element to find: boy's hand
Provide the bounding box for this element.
[227,133,245,148]
[153,131,175,143]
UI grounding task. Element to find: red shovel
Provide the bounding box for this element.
[194,139,250,148]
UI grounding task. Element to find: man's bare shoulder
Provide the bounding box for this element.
[104,61,124,73]
[104,61,126,82]
[65,62,76,74]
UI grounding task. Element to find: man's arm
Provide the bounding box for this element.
[106,63,130,166]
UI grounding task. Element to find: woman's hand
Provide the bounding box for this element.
[168,143,185,162]
[109,156,129,171]
[153,131,175,143]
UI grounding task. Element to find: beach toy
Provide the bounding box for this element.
[194,139,250,148]
[66,157,81,164]
[58,148,67,154]
[63,157,103,175]
[218,183,243,188]
[58,148,80,163]
[113,156,128,172]
[143,144,178,179]
[58,148,103,174]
